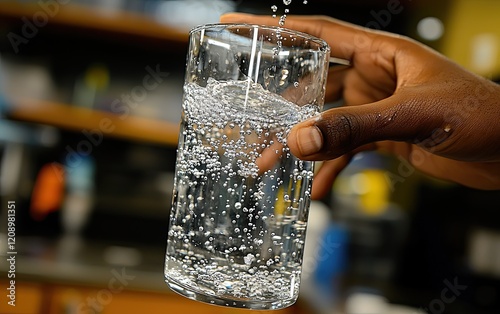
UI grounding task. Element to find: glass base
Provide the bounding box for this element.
[166,276,296,310]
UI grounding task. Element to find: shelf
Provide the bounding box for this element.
[7,99,180,146]
[0,2,189,44]
[0,3,185,146]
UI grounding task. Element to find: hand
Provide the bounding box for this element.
[221,14,500,197]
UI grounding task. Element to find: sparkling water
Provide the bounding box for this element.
[165,79,319,308]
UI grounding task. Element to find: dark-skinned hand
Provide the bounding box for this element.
[221,13,500,198]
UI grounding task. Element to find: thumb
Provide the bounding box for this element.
[288,93,441,160]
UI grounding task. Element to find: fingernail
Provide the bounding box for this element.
[297,126,323,156]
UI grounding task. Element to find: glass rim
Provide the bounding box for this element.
[189,22,330,52]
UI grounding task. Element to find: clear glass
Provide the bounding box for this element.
[165,23,330,310]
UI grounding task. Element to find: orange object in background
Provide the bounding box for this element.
[30,162,65,221]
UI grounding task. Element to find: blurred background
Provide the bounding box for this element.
[0,0,499,313]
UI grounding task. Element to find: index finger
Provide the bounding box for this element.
[220,13,384,61]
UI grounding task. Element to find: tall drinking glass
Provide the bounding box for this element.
[165,23,330,310]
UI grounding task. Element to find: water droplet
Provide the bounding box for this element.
[279,15,287,27]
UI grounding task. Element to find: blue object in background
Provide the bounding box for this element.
[314,223,349,291]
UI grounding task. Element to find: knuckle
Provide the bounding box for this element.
[317,112,363,156]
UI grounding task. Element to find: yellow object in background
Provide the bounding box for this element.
[84,64,110,91]
[73,63,110,108]
[334,168,390,216]
[274,185,287,216]
[357,170,390,216]
[442,0,500,77]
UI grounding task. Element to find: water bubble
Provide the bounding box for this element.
[271,4,278,12]
[235,202,242,210]
[283,0,292,5]
[169,79,319,291]
[244,253,255,265]
[254,238,264,246]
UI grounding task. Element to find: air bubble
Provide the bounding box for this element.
[167,79,318,295]
[244,253,255,265]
